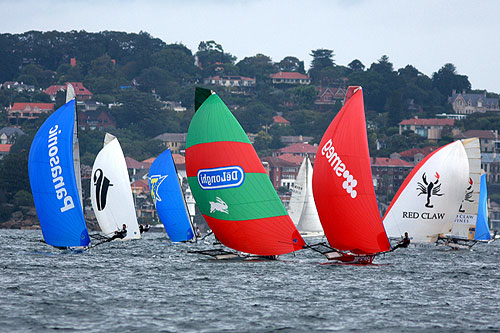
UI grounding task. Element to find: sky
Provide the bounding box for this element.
[1,0,499,93]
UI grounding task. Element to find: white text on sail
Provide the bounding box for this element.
[321,138,358,199]
[48,125,75,213]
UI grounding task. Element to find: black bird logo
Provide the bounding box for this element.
[458,177,474,213]
[94,169,113,211]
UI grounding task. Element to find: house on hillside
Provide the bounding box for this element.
[270,72,311,85]
[273,115,290,127]
[274,143,317,161]
[0,144,12,160]
[1,81,35,92]
[153,133,187,154]
[398,117,456,141]
[7,103,54,123]
[280,135,313,145]
[454,130,499,153]
[315,87,346,105]
[78,110,116,130]
[261,154,303,189]
[448,90,500,114]
[0,127,25,144]
[392,146,438,165]
[370,157,413,201]
[204,75,256,87]
[44,82,93,101]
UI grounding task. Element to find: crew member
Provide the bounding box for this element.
[108,224,127,241]
[393,232,410,250]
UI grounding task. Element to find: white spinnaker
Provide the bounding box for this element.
[91,134,141,240]
[383,141,469,243]
[296,156,323,234]
[288,156,323,235]
[288,157,307,226]
[450,138,481,239]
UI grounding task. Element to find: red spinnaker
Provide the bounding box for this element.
[312,87,390,254]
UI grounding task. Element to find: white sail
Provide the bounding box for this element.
[91,134,141,240]
[66,83,83,207]
[449,138,481,239]
[288,156,323,236]
[383,141,469,243]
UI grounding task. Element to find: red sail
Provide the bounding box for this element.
[312,87,390,254]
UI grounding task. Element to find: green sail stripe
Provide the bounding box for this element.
[186,94,251,149]
[188,173,288,221]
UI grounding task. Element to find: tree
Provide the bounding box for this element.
[432,63,471,97]
[236,54,277,80]
[277,56,305,73]
[348,59,365,72]
[196,40,236,70]
[293,85,317,107]
[310,49,335,70]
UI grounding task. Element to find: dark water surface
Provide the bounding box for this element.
[1,229,499,332]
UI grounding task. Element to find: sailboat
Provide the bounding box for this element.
[311,86,391,264]
[383,140,469,245]
[90,133,141,240]
[185,87,305,259]
[148,148,195,242]
[287,155,324,237]
[28,84,90,248]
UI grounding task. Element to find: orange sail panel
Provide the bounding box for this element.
[312,87,390,254]
[185,88,305,256]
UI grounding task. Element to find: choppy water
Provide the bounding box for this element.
[0,229,499,332]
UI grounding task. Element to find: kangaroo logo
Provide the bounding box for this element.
[94,168,113,211]
[417,172,444,208]
[149,174,168,204]
[458,177,474,213]
[209,197,229,214]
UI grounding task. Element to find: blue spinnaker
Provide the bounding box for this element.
[28,100,90,247]
[475,174,491,241]
[149,149,194,242]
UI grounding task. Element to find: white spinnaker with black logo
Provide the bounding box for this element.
[383,141,469,243]
[449,138,481,239]
[288,156,323,235]
[91,134,141,240]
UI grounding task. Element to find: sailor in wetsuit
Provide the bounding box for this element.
[143,223,151,232]
[108,224,127,241]
[393,232,410,250]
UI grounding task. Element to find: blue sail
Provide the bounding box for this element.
[475,174,491,241]
[28,100,90,247]
[149,149,194,242]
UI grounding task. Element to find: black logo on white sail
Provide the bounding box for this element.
[458,177,474,213]
[417,172,444,208]
[94,169,113,211]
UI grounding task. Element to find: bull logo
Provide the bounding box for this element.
[94,169,113,211]
[458,177,474,213]
[209,197,229,214]
[417,172,444,208]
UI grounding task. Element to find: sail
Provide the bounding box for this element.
[312,86,390,254]
[450,138,481,239]
[149,149,195,242]
[383,141,469,243]
[288,156,323,235]
[28,99,90,247]
[475,174,491,240]
[185,88,305,256]
[90,134,140,240]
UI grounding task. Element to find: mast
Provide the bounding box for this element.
[170,152,196,240]
[66,83,83,208]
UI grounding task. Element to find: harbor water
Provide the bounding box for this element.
[0,229,499,332]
